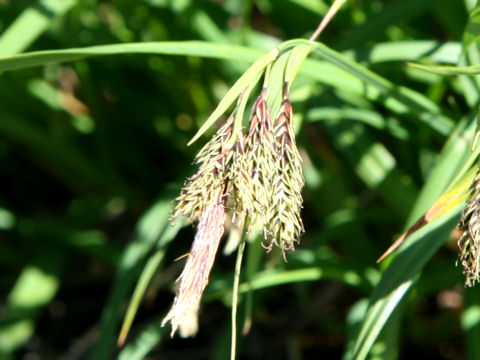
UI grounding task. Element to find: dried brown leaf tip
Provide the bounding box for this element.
[458,164,480,287]
[164,82,305,336]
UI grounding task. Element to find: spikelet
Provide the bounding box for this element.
[458,164,480,287]
[243,88,276,234]
[266,84,304,251]
[170,115,234,223]
[227,133,253,224]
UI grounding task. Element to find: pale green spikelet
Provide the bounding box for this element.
[227,133,254,224]
[170,115,234,223]
[243,88,276,234]
[266,84,304,251]
[458,164,480,287]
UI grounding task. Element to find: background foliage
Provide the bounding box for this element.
[0,0,478,359]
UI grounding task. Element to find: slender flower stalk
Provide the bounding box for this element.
[458,165,480,287]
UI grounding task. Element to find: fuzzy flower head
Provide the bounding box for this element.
[458,165,480,287]
[266,84,304,251]
[164,79,306,336]
[243,88,277,234]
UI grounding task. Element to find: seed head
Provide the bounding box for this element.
[226,134,253,223]
[164,80,308,336]
[243,88,276,234]
[170,116,234,223]
[266,86,304,251]
[458,165,480,287]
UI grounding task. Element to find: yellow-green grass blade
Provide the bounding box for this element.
[0,41,264,73]
[265,43,314,119]
[345,41,461,64]
[0,0,76,56]
[348,203,463,360]
[117,218,182,346]
[459,2,480,106]
[92,192,181,359]
[312,43,454,135]
[117,316,167,360]
[188,48,278,145]
[0,40,454,137]
[407,110,478,226]
[409,62,480,76]
[206,263,372,302]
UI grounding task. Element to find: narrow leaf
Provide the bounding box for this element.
[117,219,182,346]
[377,167,474,263]
[349,205,462,360]
[409,62,480,76]
[313,43,454,135]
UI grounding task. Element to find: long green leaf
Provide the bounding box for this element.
[0,40,454,136]
[117,317,166,360]
[188,48,278,145]
[207,263,372,302]
[459,3,480,106]
[346,41,461,64]
[348,204,462,360]
[92,193,180,359]
[308,107,408,139]
[312,43,454,135]
[407,111,477,224]
[117,219,182,346]
[0,41,263,73]
[0,0,76,56]
[409,62,480,75]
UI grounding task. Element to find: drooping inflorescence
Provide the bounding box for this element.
[243,88,277,235]
[266,83,305,252]
[164,79,305,337]
[458,164,480,287]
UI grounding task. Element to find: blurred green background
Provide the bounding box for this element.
[0,0,478,359]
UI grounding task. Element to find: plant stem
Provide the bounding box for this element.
[309,0,347,42]
[230,240,246,360]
